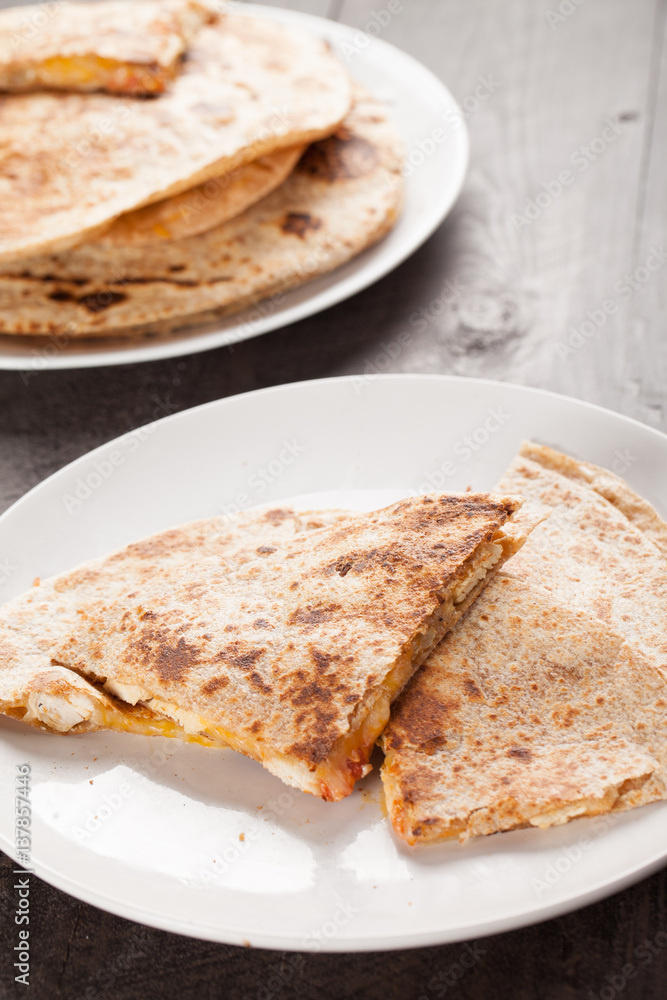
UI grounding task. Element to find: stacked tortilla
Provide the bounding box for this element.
[0,0,404,338]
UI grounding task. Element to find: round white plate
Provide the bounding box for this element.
[1,375,666,950]
[0,6,468,371]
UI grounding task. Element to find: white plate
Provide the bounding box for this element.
[0,6,468,371]
[1,375,666,950]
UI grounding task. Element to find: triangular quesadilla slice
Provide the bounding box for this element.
[1,493,531,800]
[498,442,667,681]
[381,575,667,843]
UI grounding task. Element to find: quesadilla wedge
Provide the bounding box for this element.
[0,0,216,96]
[99,145,306,247]
[0,11,351,264]
[0,493,531,800]
[0,87,401,337]
[381,575,667,844]
[497,442,667,681]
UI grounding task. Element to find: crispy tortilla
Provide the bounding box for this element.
[0,88,401,336]
[381,575,667,844]
[0,11,351,264]
[0,0,216,95]
[100,145,306,247]
[498,442,667,681]
[0,493,529,800]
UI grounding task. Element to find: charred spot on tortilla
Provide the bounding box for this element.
[77,291,127,313]
[281,212,322,239]
[297,129,379,182]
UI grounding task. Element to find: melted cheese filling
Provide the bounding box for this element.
[4,55,169,94]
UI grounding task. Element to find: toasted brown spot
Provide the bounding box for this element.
[201,676,229,695]
[133,634,201,682]
[288,604,342,628]
[78,291,127,313]
[249,671,271,694]
[386,693,458,754]
[508,746,532,762]
[281,212,322,239]
[309,648,342,677]
[297,130,379,182]
[217,645,264,672]
[463,679,483,699]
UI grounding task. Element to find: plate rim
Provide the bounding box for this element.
[0,6,469,371]
[3,373,667,528]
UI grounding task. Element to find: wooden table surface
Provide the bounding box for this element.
[1,0,666,997]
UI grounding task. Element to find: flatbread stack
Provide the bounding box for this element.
[0,0,404,338]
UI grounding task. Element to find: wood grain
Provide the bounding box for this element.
[0,0,666,998]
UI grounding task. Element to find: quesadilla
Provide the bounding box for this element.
[497,442,667,681]
[0,0,216,96]
[99,145,306,247]
[0,10,351,264]
[0,493,531,800]
[381,575,667,844]
[0,87,402,337]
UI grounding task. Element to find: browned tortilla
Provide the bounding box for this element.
[0,10,351,264]
[381,574,667,844]
[0,0,216,95]
[498,442,667,681]
[0,87,401,337]
[381,443,667,844]
[0,493,529,800]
